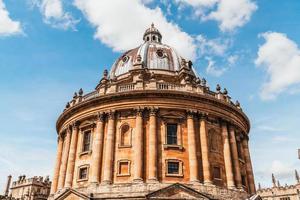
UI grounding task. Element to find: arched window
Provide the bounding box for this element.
[119,123,131,147]
[152,35,156,41]
[209,129,222,153]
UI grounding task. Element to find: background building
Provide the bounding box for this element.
[257,171,300,200]
[1,175,51,200]
[49,24,256,200]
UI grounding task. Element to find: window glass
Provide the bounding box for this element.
[241,174,247,186]
[120,124,130,146]
[83,130,91,152]
[213,167,221,179]
[79,167,88,180]
[167,124,177,145]
[167,161,179,174]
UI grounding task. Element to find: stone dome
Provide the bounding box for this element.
[110,24,190,78]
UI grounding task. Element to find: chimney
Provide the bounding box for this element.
[4,175,12,196]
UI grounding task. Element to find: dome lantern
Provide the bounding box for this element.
[143,23,162,43]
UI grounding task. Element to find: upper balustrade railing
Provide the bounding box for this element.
[67,81,241,111]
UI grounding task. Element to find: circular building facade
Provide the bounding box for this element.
[50,24,255,200]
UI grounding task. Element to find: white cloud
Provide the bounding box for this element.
[272,136,291,143]
[228,54,238,65]
[74,0,197,60]
[176,0,257,32]
[205,57,226,77]
[270,160,294,180]
[0,0,22,36]
[196,34,229,56]
[255,32,300,100]
[32,0,78,30]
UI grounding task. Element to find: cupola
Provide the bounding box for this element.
[143,23,162,43]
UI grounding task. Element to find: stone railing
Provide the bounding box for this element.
[156,83,184,91]
[66,81,241,111]
[82,91,99,101]
[118,83,135,92]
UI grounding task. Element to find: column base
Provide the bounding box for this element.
[203,181,213,186]
[133,178,143,183]
[101,180,112,185]
[189,180,201,185]
[228,185,236,190]
[147,178,158,183]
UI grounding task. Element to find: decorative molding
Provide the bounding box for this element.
[107,110,116,120]
[97,112,105,122]
[149,107,159,116]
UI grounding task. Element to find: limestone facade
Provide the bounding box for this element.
[9,175,51,200]
[49,24,255,200]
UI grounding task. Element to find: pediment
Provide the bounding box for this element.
[55,188,88,200]
[146,183,213,200]
[159,110,185,119]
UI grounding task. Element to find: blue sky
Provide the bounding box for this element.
[1,0,300,190]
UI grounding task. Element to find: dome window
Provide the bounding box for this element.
[152,35,156,41]
[122,55,129,63]
[156,49,164,58]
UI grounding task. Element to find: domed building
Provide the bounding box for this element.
[49,24,256,200]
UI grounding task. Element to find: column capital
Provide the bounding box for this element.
[107,110,116,120]
[219,118,229,126]
[149,107,158,116]
[135,107,144,117]
[72,121,80,130]
[199,112,208,120]
[186,110,196,118]
[57,134,63,143]
[228,124,237,132]
[97,112,105,122]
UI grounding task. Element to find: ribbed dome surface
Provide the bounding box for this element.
[110,41,183,78]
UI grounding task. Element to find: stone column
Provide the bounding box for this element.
[90,113,105,184]
[242,137,256,194]
[102,111,115,184]
[50,134,64,194]
[65,121,80,188]
[221,121,235,189]
[133,108,144,182]
[199,115,212,185]
[229,126,242,189]
[57,127,72,190]
[148,107,158,182]
[187,111,199,182]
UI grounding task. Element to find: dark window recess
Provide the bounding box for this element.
[167,124,177,145]
[213,167,221,179]
[83,131,91,152]
[79,167,88,180]
[241,175,247,186]
[167,162,179,174]
[237,142,243,159]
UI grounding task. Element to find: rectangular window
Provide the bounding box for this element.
[117,160,130,176]
[167,161,179,174]
[237,142,243,159]
[167,124,177,145]
[241,175,247,186]
[79,167,88,180]
[213,167,221,179]
[82,130,91,152]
